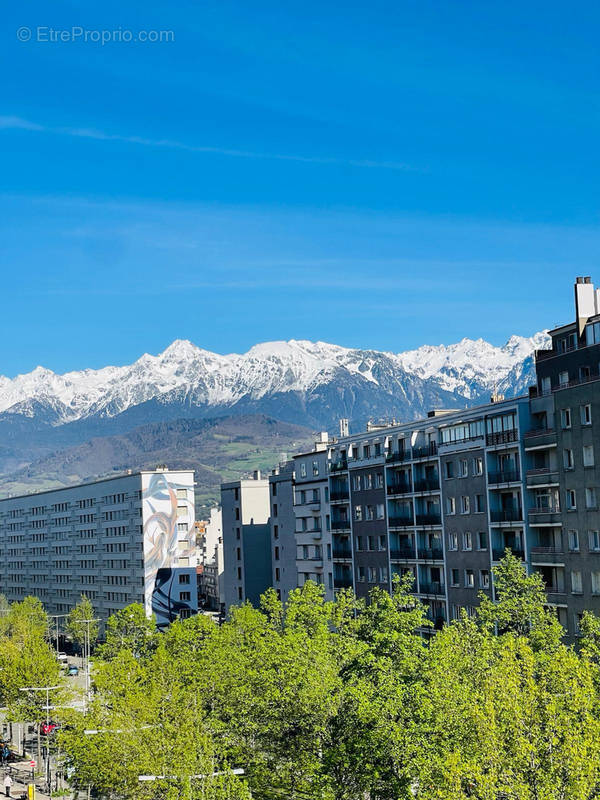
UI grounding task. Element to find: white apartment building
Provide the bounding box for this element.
[0,468,198,627]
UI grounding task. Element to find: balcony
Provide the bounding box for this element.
[331,520,351,531]
[390,547,416,560]
[417,547,444,560]
[486,429,518,447]
[419,581,445,596]
[330,460,348,473]
[528,506,562,526]
[334,575,354,589]
[414,478,440,492]
[490,508,522,523]
[386,450,411,464]
[412,443,438,460]
[523,429,556,450]
[415,512,442,526]
[492,547,524,561]
[386,482,412,496]
[332,546,353,559]
[488,470,521,485]
[330,490,350,502]
[526,468,560,487]
[388,516,414,528]
[530,546,564,563]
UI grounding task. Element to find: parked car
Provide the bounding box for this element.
[67,665,79,676]
[40,722,60,736]
[57,652,68,664]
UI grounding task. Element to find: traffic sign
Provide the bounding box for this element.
[29,760,35,768]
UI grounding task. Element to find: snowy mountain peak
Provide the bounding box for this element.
[0,331,549,425]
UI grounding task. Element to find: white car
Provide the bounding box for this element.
[57,652,68,663]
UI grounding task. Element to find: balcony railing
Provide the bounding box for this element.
[535,345,573,361]
[530,545,563,554]
[414,478,440,492]
[529,504,561,515]
[386,482,412,496]
[331,520,351,530]
[388,515,414,528]
[330,460,348,473]
[490,508,522,523]
[334,575,353,589]
[419,581,445,596]
[486,429,518,446]
[330,490,349,502]
[390,547,416,560]
[332,547,353,559]
[488,470,521,485]
[417,547,444,560]
[492,547,524,561]
[524,427,555,438]
[412,443,438,459]
[386,450,411,464]
[526,468,560,486]
[415,512,442,526]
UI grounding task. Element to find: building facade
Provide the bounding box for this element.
[0,469,199,627]
[221,473,272,610]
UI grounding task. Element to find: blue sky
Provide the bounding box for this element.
[1,0,599,376]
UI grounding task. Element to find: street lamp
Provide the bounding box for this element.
[74,619,100,706]
[138,768,245,780]
[18,686,60,781]
[49,614,70,657]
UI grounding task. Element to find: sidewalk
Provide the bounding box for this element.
[4,761,74,800]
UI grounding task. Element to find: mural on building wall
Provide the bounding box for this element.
[141,472,196,626]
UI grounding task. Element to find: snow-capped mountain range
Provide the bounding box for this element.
[0,332,549,431]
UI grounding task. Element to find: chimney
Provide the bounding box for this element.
[339,418,349,438]
[253,469,261,480]
[575,276,596,337]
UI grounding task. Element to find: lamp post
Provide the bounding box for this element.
[49,614,69,658]
[18,686,60,782]
[75,619,100,708]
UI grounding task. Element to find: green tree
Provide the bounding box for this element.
[66,594,99,652]
[97,603,158,661]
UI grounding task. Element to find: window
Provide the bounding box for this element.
[272,503,278,517]
[365,505,375,521]
[477,531,488,550]
[374,443,381,457]
[586,321,600,346]
[559,371,569,387]
[589,530,600,552]
[566,489,577,510]
[592,571,600,596]
[462,531,472,551]
[480,569,490,589]
[541,376,551,394]
[568,530,579,551]
[238,587,243,600]
[460,496,470,514]
[586,488,597,509]
[363,445,371,459]
[571,570,583,595]
[445,461,455,479]
[376,503,385,519]
[364,474,373,490]
[178,573,190,584]
[460,459,468,477]
[465,570,475,588]
[312,460,320,476]
[275,567,280,581]
[446,497,456,515]
[237,567,242,580]
[358,566,366,583]
[475,494,485,513]
[179,591,191,602]
[451,569,460,586]
[581,404,593,425]
[274,546,280,561]
[379,566,388,582]
[375,473,384,488]
[378,535,386,551]
[300,462,307,478]
[356,536,363,551]
[448,532,458,551]
[563,449,574,470]
[236,547,241,561]
[235,507,240,520]
[353,475,361,491]
[473,457,483,476]
[368,566,377,583]
[561,408,572,429]
[367,535,375,551]
[272,482,277,496]
[584,445,595,467]
[273,525,279,540]
[353,505,362,521]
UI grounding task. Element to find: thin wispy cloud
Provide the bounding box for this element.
[0,115,420,172]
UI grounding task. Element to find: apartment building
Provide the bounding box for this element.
[221,472,272,609]
[268,460,297,602]
[526,276,600,636]
[329,400,531,629]
[0,469,198,627]
[292,440,334,600]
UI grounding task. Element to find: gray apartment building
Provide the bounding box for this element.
[221,472,272,609]
[0,468,199,627]
[221,277,600,640]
